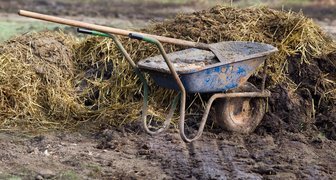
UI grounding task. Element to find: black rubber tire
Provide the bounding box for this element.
[215,83,266,133]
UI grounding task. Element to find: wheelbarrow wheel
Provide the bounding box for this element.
[215,82,266,133]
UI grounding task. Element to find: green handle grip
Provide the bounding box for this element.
[128,33,157,44]
[77,28,111,38]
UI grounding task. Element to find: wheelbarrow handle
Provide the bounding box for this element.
[77,29,179,135]
[77,28,95,35]
[128,33,143,41]
[101,32,180,135]
[129,33,157,44]
[77,28,109,38]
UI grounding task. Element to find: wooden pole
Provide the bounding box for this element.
[18,10,209,49]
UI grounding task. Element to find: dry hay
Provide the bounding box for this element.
[145,6,335,87]
[73,36,182,128]
[0,6,335,137]
[0,31,88,131]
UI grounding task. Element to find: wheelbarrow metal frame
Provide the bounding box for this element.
[77,28,273,143]
[133,36,271,142]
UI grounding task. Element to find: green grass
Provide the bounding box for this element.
[58,170,80,180]
[86,164,103,178]
[0,174,22,180]
[0,21,66,42]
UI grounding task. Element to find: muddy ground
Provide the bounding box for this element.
[0,125,335,179]
[0,0,335,179]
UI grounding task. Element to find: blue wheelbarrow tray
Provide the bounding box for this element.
[137,41,277,93]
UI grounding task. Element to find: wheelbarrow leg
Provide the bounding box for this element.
[179,91,271,142]
[261,59,268,92]
[141,92,180,135]
[110,33,180,135]
[129,33,211,142]
[77,28,179,135]
[149,38,201,142]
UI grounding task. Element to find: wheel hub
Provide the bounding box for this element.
[229,98,253,125]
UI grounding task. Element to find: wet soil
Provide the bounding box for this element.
[0,125,335,179]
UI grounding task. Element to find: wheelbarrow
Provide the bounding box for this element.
[132,34,278,142]
[75,29,277,142]
[19,10,278,142]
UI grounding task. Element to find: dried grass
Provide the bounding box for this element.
[0,6,335,131]
[0,31,87,131]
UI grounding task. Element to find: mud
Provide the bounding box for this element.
[286,52,336,140]
[0,125,335,179]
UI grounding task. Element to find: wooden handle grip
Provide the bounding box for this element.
[18,10,208,49]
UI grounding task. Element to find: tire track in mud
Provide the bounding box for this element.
[146,132,263,179]
[189,133,262,179]
[141,132,193,179]
[109,128,336,180]
[216,139,262,179]
[187,138,229,179]
[1,130,335,179]
[66,130,336,179]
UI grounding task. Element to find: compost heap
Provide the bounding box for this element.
[0,6,335,139]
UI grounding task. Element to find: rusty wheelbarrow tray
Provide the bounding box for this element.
[138,41,276,93]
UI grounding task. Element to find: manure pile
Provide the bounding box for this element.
[0,6,335,139]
